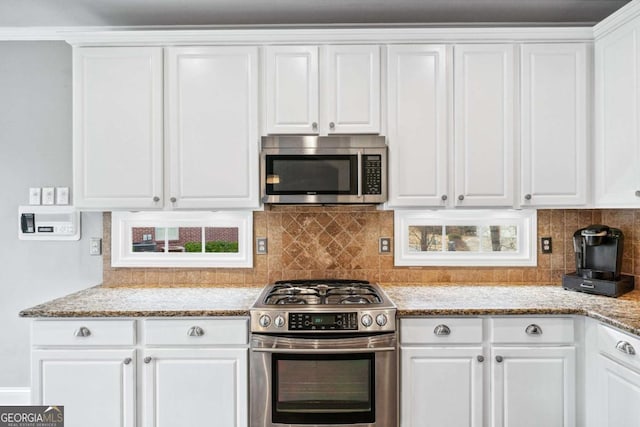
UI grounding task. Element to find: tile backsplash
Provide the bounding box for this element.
[102,207,640,288]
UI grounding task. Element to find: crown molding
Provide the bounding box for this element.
[0,25,594,44]
[594,0,640,39]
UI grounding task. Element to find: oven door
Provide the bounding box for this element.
[250,333,397,427]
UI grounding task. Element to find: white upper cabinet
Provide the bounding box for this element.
[324,45,381,134]
[264,45,380,135]
[387,45,450,207]
[520,44,589,207]
[264,46,319,134]
[73,47,164,209]
[166,46,259,209]
[595,19,640,207]
[454,44,515,207]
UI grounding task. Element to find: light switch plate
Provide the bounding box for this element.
[56,187,69,205]
[29,188,41,205]
[41,187,55,205]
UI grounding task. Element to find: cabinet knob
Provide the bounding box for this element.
[144,357,152,364]
[636,190,640,197]
[187,326,205,337]
[524,194,532,201]
[74,327,91,337]
[496,355,504,363]
[433,324,451,336]
[312,122,318,131]
[477,355,485,363]
[170,197,177,203]
[153,196,160,202]
[441,195,448,201]
[329,121,335,130]
[458,195,464,201]
[123,358,132,365]
[525,324,543,336]
[616,340,636,356]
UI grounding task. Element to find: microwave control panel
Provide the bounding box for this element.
[362,155,382,195]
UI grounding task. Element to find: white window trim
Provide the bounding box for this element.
[394,209,537,267]
[111,211,253,268]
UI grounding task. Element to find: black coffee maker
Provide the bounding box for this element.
[563,224,634,297]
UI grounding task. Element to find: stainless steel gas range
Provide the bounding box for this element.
[249,279,397,427]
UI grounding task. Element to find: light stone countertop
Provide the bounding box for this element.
[19,284,640,337]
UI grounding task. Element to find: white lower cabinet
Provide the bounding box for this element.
[32,349,136,427]
[141,348,247,427]
[597,355,640,427]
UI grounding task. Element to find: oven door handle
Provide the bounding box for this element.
[251,347,396,354]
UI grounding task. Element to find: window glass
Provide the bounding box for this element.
[204,227,239,253]
[408,226,443,252]
[481,225,518,252]
[445,226,479,252]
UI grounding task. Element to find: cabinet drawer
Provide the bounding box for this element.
[32,320,136,346]
[400,318,483,344]
[143,318,248,346]
[598,324,640,371]
[490,317,574,344]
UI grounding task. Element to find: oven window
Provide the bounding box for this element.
[272,353,375,424]
[266,155,357,195]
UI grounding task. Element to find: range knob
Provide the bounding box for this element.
[274,315,286,328]
[376,314,388,327]
[361,314,373,328]
[258,315,271,328]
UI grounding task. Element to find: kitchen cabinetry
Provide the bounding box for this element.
[264,45,380,135]
[31,320,136,427]
[454,44,515,207]
[73,47,164,209]
[520,43,588,207]
[400,317,576,427]
[387,45,450,207]
[166,46,259,209]
[594,16,640,207]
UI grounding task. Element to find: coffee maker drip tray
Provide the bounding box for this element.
[562,273,635,298]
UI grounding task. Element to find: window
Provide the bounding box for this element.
[395,210,537,266]
[111,211,252,268]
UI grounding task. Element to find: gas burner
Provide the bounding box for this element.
[340,296,373,304]
[274,296,308,305]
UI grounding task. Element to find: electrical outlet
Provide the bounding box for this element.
[379,237,391,253]
[541,237,552,254]
[89,238,102,256]
[256,238,268,254]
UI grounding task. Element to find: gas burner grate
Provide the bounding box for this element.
[263,279,383,306]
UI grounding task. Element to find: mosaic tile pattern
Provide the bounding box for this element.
[102,208,640,287]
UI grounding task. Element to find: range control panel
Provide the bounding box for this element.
[289,312,358,331]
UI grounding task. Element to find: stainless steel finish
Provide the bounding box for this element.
[525,193,532,200]
[187,326,205,337]
[496,355,504,363]
[434,324,451,336]
[250,333,397,427]
[260,135,387,205]
[616,340,636,356]
[458,195,464,201]
[312,122,318,131]
[144,357,152,364]
[357,151,363,198]
[170,197,177,203]
[361,314,373,327]
[525,324,543,335]
[441,194,448,201]
[123,358,132,365]
[153,196,160,202]
[74,327,91,337]
[329,121,335,130]
[477,355,485,362]
[376,314,388,326]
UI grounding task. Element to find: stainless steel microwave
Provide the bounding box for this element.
[260,135,387,204]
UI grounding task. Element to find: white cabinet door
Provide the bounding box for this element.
[166,46,259,209]
[73,47,163,209]
[141,348,248,427]
[520,44,588,207]
[324,45,380,134]
[598,355,640,427]
[595,24,640,207]
[491,346,576,427]
[454,45,515,207]
[401,346,483,427]
[32,349,135,427]
[387,45,450,207]
[264,45,319,134]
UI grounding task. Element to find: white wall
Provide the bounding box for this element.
[0,41,103,387]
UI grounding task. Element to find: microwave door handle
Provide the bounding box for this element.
[251,347,396,354]
[357,151,363,198]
